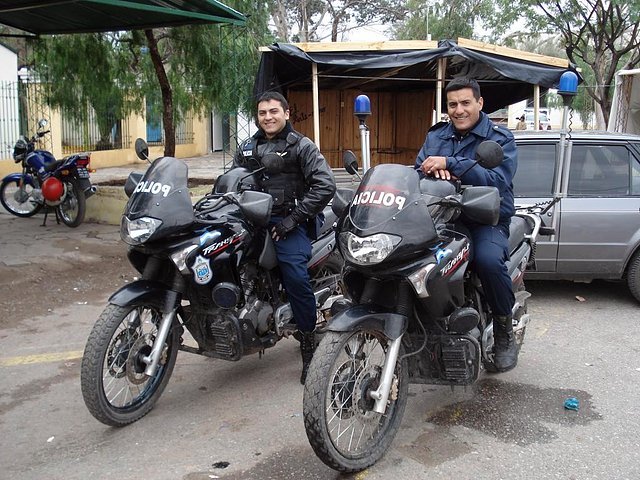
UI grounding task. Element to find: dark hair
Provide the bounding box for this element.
[445,77,481,100]
[256,91,289,111]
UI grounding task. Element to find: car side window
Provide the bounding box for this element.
[632,148,640,195]
[568,145,630,196]
[513,143,556,197]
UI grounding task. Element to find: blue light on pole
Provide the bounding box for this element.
[558,70,579,107]
[354,94,371,123]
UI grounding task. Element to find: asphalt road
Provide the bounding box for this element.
[1,211,639,480]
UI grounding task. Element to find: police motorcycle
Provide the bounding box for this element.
[302,140,554,472]
[80,139,342,427]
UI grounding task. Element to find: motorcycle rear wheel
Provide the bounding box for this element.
[303,329,408,473]
[81,304,180,427]
[57,177,86,227]
[0,179,42,217]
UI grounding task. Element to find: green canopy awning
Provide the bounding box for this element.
[0,0,246,36]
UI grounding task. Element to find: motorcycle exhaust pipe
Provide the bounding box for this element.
[84,185,98,198]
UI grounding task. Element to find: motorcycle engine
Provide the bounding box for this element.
[239,298,273,335]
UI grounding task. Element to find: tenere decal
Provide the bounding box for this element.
[352,190,406,210]
[134,180,172,197]
[441,244,470,276]
[202,230,245,257]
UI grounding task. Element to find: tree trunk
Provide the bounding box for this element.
[145,29,175,157]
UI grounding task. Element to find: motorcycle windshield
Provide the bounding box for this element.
[124,156,195,235]
[347,164,438,247]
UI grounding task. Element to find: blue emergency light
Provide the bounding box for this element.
[354,95,371,123]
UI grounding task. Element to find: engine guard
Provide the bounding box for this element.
[327,304,408,340]
[108,279,180,313]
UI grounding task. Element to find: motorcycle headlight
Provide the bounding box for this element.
[340,232,401,265]
[121,216,163,245]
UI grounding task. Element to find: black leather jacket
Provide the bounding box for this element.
[234,122,336,223]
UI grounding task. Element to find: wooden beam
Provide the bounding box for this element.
[456,37,569,68]
[260,40,439,53]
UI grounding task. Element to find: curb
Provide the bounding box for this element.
[86,185,212,226]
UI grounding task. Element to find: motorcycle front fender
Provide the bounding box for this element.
[2,173,36,187]
[108,279,181,313]
[328,304,407,340]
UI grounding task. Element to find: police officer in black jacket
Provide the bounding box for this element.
[234,91,336,384]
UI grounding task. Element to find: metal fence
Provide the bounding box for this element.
[1,79,196,158]
[146,110,195,147]
[60,111,131,154]
[0,80,52,159]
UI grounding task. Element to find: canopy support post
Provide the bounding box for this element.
[533,84,541,130]
[312,62,320,147]
[436,58,446,123]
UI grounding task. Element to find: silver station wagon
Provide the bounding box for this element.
[513,130,640,302]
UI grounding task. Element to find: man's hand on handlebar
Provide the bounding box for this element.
[420,156,452,180]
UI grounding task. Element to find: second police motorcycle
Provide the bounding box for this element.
[0,119,95,227]
[302,113,554,472]
[80,139,342,426]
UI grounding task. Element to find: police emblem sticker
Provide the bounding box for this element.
[191,255,212,285]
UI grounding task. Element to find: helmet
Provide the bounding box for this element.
[42,177,64,202]
[12,136,29,163]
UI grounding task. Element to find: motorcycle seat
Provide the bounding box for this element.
[44,159,63,173]
[508,216,529,255]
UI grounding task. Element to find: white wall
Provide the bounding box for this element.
[0,44,20,159]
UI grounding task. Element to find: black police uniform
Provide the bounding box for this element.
[234,122,336,332]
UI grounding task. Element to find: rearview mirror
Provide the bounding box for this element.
[475,141,504,169]
[124,172,144,198]
[38,118,48,129]
[343,150,359,175]
[135,138,149,161]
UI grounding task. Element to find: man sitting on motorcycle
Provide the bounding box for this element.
[234,91,336,384]
[414,77,519,372]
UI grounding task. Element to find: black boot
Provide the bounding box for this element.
[299,331,316,385]
[493,315,518,372]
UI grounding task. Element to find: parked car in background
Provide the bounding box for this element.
[513,130,640,302]
[523,107,551,130]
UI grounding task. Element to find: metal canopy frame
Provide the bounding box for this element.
[0,0,246,36]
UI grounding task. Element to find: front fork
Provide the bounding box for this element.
[141,309,177,377]
[140,264,182,377]
[370,335,403,414]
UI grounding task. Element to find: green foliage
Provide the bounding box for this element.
[28,33,141,142]
[26,0,270,140]
[392,0,520,41]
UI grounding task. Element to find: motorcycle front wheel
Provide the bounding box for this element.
[303,329,408,473]
[57,177,86,227]
[0,178,42,217]
[80,304,180,427]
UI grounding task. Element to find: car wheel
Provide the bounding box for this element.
[627,251,640,304]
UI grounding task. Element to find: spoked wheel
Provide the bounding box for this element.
[81,304,180,427]
[57,178,86,227]
[0,179,42,217]
[303,329,408,473]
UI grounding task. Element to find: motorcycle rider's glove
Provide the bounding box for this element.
[271,213,302,241]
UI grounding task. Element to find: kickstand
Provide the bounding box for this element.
[41,206,49,226]
[40,206,60,226]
